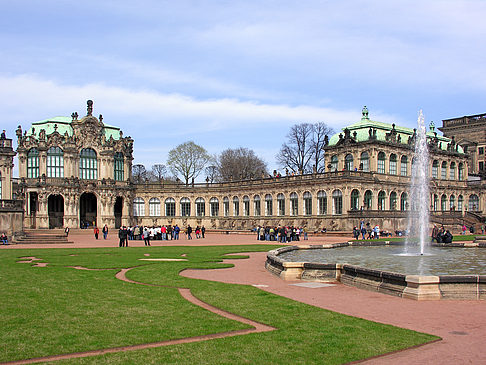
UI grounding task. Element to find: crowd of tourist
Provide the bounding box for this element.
[254,225,309,242]
[115,224,206,247]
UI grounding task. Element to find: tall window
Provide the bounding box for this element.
[196,197,205,216]
[332,190,342,215]
[450,195,455,210]
[351,189,359,210]
[317,190,327,215]
[223,197,229,217]
[290,192,298,216]
[47,147,64,178]
[390,191,397,210]
[432,160,438,179]
[133,197,145,216]
[180,197,191,216]
[360,152,369,171]
[345,154,354,171]
[277,193,285,216]
[377,152,385,174]
[165,198,175,216]
[114,152,124,181]
[378,191,386,210]
[400,192,408,211]
[330,155,338,172]
[233,196,239,216]
[441,194,447,211]
[210,197,219,216]
[149,198,160,216]
[389,154,397,175]
[458,195,463,211]
[265,194,273,216]
[469,195,479,211]
[80,148,97,180]
[0,172,2,198]
[441,161,447,180]
[243,196,250,216]
[458,163,464,180]
[364,190,373,209]
[27,148,39,178]
[253,195,261,216]
[400,155,408,176]
[303,192,312,215]
[433,194,438,211]
[450,162,456,180]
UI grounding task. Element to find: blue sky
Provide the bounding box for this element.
[1,0,485,177]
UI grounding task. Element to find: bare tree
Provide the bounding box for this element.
[276,122,333,174]
[167,141,211,185]
[215,147,268,182]
[132,164,147,183]
[151,164,167,181]
[205,165,218,183]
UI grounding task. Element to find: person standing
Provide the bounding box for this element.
[143,227,151,246]
[118,227,125,247]
[187,225,192,240]
[102,224,108,240]
[201,226,205,238]
[94,226,99,240]
[64,226,70,237]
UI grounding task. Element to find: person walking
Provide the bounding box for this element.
[201,226,205,238]
[187,225,192,240]
[102,224,108,240]
[64,227,70,237]
[143,227,151,246]
[94,226,99,240]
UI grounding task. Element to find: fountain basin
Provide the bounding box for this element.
[265,242,486,300]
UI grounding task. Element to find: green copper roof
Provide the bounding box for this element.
[328,117,463,153]
[26,116,121,140]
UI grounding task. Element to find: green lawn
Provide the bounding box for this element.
[0,245,438,364]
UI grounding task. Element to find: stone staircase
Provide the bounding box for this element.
[13,229,73,245]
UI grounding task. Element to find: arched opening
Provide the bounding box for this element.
[48,194,64,229]
[114,197,123,228]
[80,192,97,228]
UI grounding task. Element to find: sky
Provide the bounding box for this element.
[1,0,485,178]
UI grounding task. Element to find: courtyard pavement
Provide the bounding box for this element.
[3,231,486,364]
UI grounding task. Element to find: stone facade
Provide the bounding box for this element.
[11,102,485,232]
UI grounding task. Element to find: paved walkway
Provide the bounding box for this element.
[4,232,486,363]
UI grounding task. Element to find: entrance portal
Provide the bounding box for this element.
[114,196,123,229]
[48,194,64,229]
[29,192,38,228]
[80,192,97,228]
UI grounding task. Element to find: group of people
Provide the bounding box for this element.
[116,224,207,246]
[431,225,454,243]
[353,220,394,240]
[255,225,308,242]
[184,225,206,240]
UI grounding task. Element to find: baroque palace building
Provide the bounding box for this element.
[9,101,484,233]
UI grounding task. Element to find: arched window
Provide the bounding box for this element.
[400,155,408,176]
[378,191,386,210]
[431,160,438,179]
[351,189,360,210]
[450,162,456,180]
[265,194,273,216]
[243,195,250,216]
[27,148,39,178]
[253,195,261,216]
[277,193,285,216]
[390,191,397,210]
[364,190,373,209]
[389,154,397,175]
[458,163,464,180]
[303,191,312,215]
[330,155,338,172]
[450,195,455,211]
[317,190,327,215]
[458,195,463,211]
[400,192,408,211]
[441,161,447,180]
[345,154,354,171]
[47,146,64,178]
[165,198,175,216]
[433,194,438,211]
[196,197,205,217]
[332,190,342,215]
[210,197,219,217]
[469,195,479,211]
[80,148,97,180]
[441,194,447,211]
[180,197,191,216]
[114,152,124,181]
[223,196,230,217]
[377,152,386,174]
[149,198,160,216]
[290,192,298,216]
[133,197,145,216]
[233,196,240,216]
[360,152,369,172]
